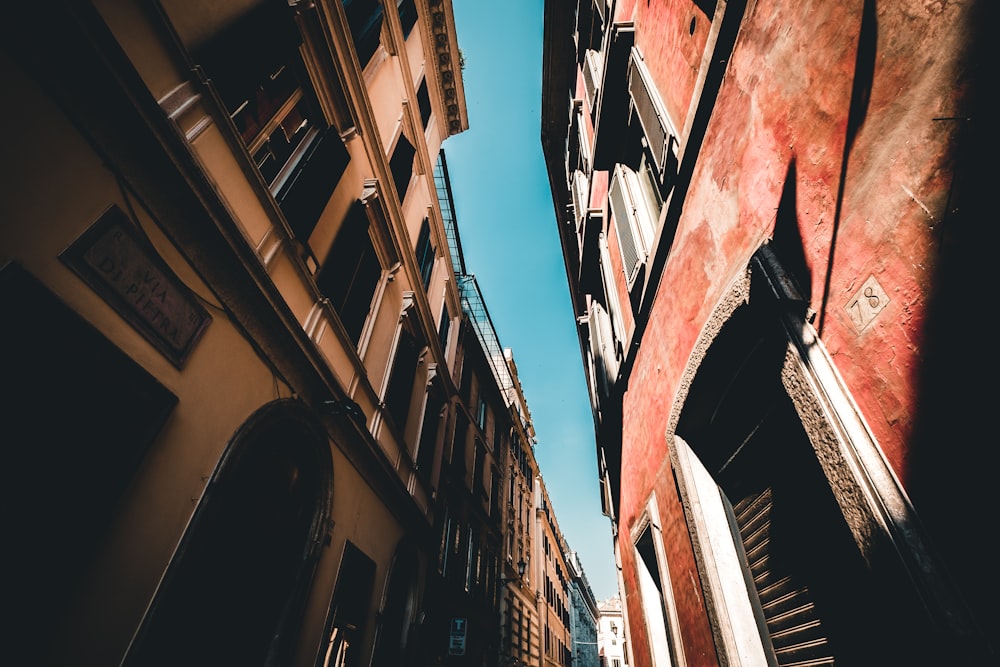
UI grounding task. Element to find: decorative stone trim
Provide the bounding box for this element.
[424,0,467,135]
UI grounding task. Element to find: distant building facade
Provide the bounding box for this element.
[542,0,995,665]
[536,481,574,667]
[567,551,601,667]
[597,597,629,667]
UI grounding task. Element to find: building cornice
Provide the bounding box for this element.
[422,0,468,135]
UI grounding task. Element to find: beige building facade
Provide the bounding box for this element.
[1,0,479,664]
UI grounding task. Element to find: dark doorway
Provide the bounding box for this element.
[125,401,331,666]
[0,262,177,663]
[677,293,937,665]
[371,543,419,667]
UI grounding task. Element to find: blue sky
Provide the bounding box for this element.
[442,0,619,602]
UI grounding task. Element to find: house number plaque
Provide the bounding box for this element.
[845,275,889,333]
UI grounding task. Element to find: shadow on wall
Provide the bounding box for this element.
[907,0,998,658]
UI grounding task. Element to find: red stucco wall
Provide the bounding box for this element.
[609,0,972,662]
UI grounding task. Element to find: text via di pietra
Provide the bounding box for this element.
[62,206,210,367]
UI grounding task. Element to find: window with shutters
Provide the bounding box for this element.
[599,232,627,345]
[316,201,382,346]
[571,169,590,230]
[582,48,603,112]
[588,300,618,402]
[575,0,605,63]
[627,48,678,187]
[608,163,656,289]
[601,48,678,295]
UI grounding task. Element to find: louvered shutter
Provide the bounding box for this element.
[588,301,619,401]
[583,49,603,111]
[628,49,674,175]
[609,165,643,287]
[571,170,590,229]
[733,487,835,666]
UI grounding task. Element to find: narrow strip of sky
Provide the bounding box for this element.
[443,0,619,602]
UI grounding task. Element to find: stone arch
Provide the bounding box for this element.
[666,243,957,664]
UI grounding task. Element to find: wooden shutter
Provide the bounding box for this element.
[732,487,835,666]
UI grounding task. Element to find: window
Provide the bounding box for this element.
[415,217,435,290]
[416,78,432,128]
[491,467,501,517]
[371,545,419,667]
[389,132,416,204]
[627,48,677,181]
[439,509,451,574]
[275,130,351,242]
[574,0,604,62]
[343,0,384,67]
[320,542,377,667]
[465,527,476,591]
[415,387,444,476]
[633,504,685,667]
[451,410,468,472]
[608,163,656,289]
[438,303,451,354]
[383,326,422,433]
[476,396,487,431]
[473,440,486,496]
[196,3,350,243]
[397,0,418,39]
[588,300,619,401]
[317,201,382,345]
[491,415,503,453]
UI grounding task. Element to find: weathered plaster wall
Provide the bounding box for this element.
[614,0,973,661]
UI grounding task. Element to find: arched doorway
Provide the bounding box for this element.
[126,399,333,666]
[673,247,943,665]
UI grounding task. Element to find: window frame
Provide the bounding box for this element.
[631,496,686,667]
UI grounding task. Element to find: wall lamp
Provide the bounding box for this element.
[322,398,366,427]
[501,559,528,584]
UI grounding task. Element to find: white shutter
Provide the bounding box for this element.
[571,169,590,230]
[582,48,603,112]
[609,164,649,288]
[628,48,677,176]
[588,301,619,401]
